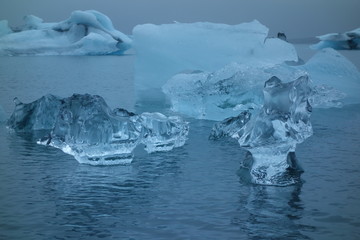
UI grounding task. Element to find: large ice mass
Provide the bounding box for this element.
[210,76,313,186]
[311,28,360,50]
[0,20,12,37]
[163,63,307,120]
[0,10,132,56]
[303,48,360,107]
[7,94,188,165]
[133,20,359,120]
[163,48,360,120]
[133,21,298,103]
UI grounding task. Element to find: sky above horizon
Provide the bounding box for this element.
[1,0,359,39]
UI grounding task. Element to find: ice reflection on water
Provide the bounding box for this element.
[236,183,315,240]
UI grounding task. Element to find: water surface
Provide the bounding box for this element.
[0,50,360,239]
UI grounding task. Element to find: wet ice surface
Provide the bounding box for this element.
[1,53,360,239]
[210,76,313,186]
[163,48,360,120]
[7,93,188,165]
[0,10,132,56]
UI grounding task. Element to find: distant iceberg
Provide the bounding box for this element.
[311,27,360,50]
[133,20,298,104]
[7,94,188,165]
[0,10,132,56]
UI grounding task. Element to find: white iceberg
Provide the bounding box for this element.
[0,10,132,56]
[0,20,12,37]
[133,20,298,103]
[311,27,360,50]
[7,94,189,165]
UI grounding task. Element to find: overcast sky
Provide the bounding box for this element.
[1,0,359,39]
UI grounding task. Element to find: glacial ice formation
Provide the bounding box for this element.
[0,10,132,56]
[0,20,12,37]
[211,75,313,186]
[163,48,360,120]
[133,21,298,102]
[7,94,188,165]
[311,28,360,50]
[302,48,360,107]
[163,62,307,120]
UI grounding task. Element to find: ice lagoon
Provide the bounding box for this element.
[1,17,360,239]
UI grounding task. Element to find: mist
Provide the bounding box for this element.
[1,0,359,39]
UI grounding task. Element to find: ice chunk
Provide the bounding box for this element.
[0,20,12,37]
[140,112,189,153]
[211,76,313,186]
[163,62,306,120]
[209,111,252,140]
[52,10,130,45]
[7,94,62,132]
[42,94,141,165]
[303,48,360,107]
[133,21,298,103]
[7,94,189,165]
[0,10,131,56]
[311,28,360,50]
[22,15,46,30]
[164,48,360,120]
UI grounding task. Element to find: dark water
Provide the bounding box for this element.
[0,52,360,240]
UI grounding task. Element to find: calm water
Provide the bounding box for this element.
[0,49,360,240]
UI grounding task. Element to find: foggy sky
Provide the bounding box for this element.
[1,0,359,39]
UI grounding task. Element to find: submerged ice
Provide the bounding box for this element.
[0,10,132,56]
[211,76,313,186]
[7,94,188,165]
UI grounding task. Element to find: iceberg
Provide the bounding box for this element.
[7,94,189,165]
[0,10,132,56]
[311,28,360,50]
[133,21,298,103]
[210,76,313,186]
[163,48,360,120]
[303,48,360,107]
[163,62,306,120]
[0,20,12,37]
